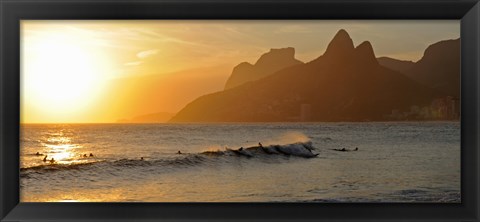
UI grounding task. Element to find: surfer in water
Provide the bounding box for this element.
[43,155,48,162]
[89,153,94,157]
[49,158,55,164]
[234,147,253,157]
[35,152,42,156]
[333,147,361,152]
[140,157,144,161]
[332,148,348,152]
[177,151,182,154]
[258,142,263,148]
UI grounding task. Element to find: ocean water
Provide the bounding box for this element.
[20,122,460,202]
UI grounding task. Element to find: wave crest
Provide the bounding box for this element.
[20,142,317,177]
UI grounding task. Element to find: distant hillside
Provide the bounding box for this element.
[408,39,460,97]
[118,112,175,123]
[224,47,303,90]
[170,29,442,122]
[378,39,460,97]
[377,57,415,74]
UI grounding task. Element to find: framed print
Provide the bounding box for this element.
[1,0,479,221]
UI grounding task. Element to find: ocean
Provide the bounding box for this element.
[20,122,460,202]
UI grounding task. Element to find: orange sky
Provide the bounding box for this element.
[21,20,459,123]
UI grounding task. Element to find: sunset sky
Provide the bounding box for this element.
[21,20,459,123]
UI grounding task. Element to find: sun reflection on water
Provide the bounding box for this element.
[40,130,92,165]
[20,126,101,169]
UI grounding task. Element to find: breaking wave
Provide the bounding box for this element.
[20,142,318,177]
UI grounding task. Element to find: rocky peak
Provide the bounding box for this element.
[323,29,355,59]
[420,39,460,64]
[224,47,303,90]
[355,41,378,65]
[255,47,298,68]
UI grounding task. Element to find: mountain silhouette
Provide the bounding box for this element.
[224,47,303,90]
[322,29,355,62]
[170,30,443,122]
[377,57,415,74]
[408,39,460,97]
[378,39,460,97]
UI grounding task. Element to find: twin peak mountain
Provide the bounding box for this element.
[170,29,459,122]
[225,29,377,90]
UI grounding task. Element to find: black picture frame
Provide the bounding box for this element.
[1,0,479,221]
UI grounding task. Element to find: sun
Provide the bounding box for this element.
[28,38,97,104]
[22,31,108,122]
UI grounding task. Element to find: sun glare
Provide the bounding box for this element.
[22,31,109,122]
[29,39,96,103]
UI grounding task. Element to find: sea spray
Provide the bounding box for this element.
[263,131,311,146]
[221,131,313,151]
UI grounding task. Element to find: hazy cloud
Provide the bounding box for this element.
[137,49,158,59]
[124,61,144,66]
